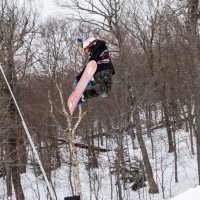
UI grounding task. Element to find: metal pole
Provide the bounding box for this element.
[0,65,57,200]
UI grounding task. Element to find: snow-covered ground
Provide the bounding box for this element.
[0,128,199,200]
[170,186,200,200]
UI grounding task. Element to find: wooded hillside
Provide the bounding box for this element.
[1,0,200,199]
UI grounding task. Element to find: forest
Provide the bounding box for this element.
[1,0,200,199]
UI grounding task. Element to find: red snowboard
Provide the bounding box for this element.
[68,60,97,115]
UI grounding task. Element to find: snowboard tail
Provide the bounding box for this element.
[68,60,97,115]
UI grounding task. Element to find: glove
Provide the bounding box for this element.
[87,81,93,88]
[86,77,95,89]
[76,38,83,48]
[78,94,85,106]
[72,79,78,91]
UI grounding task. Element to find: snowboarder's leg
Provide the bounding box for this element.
[78,89,98,106]
[91,77,107,97]
[84,89,98,99]
[103,69,113,92]
[77,70,113,105]
[93,69,113,97]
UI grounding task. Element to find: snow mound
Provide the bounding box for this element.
[170,186,200,200]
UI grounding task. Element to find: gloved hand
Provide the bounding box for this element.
[78,94,84,106]
[86,77,95,89]
[72,79,78,91]
[76,38,83,48]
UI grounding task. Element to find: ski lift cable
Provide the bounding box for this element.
[0,65,57,200]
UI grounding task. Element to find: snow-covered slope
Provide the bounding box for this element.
[0,129,199,200]
[170,186,200,200]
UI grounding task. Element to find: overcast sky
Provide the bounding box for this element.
[33,0,66,19]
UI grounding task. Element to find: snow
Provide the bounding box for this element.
[170,186,200,200]
[1,128,200,199]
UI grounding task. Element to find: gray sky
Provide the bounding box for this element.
[34,0,66,19]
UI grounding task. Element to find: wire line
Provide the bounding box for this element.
[0,64,57,200]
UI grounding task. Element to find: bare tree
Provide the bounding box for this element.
[37,18,90,199]
[128,86,159,194]
[0,0,38,199]
[186,0,200,184]
[55,0,127,50]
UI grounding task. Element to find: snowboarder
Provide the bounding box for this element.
[74,37,115,104]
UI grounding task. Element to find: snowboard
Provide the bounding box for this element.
[68,60,97,115]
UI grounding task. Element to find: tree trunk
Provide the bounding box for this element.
[187,0,200,184]
[128,84,159,194]
[68,130,83,200]
[134,107,159,194]
[172,123,178,183]
[2,59,25,199]
[145,104,154,158]
[162,94,174,153]
[188,104,195,155]
[9,138,25,200]
[5,144,12,197]
[18,135,27,174]
[8,99,25,200]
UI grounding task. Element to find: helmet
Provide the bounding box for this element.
[83,38,96,50]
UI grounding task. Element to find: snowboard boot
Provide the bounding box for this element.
[103,72,112,92]
[105,79,112,92]
[93,83,108,97]
[84,89,98,99]
[78,94,85,106]
[100,91,108,97]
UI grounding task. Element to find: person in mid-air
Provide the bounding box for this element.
[74,37,115,104]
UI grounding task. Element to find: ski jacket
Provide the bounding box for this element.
[76,40,115,81]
